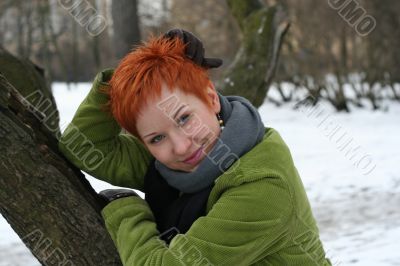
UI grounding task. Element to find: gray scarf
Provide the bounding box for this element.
[154,92,265,193]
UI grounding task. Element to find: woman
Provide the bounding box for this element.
[58,30,332,265]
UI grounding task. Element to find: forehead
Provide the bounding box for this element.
[142,84,190,116]
[136,85,195,134]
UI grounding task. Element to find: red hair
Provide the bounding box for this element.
[107,36,211,137]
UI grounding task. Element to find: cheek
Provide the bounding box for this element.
[147,145,171,163]
[194,113,219,140]
[204,112,219,132]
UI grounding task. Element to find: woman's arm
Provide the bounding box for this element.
[58,69,153,191]
[101,178,294,265]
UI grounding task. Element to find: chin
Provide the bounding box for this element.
[165,164,192,172]
[181,165,198,173]
[164,159,202,172]
[178,164,199,173]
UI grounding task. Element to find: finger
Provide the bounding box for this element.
[164,29,184,40]
[203,58,223,68]
[184,31,200,59]
[192,39,205,65]
[181,29,191,43]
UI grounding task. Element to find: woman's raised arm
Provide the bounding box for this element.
[58,69,153,191]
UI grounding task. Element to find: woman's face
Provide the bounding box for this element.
[136,83,221,172]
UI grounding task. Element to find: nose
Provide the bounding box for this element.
[170,129,192,157]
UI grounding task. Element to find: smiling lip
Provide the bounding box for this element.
[183,147,204,165]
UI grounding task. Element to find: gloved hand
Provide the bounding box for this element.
[98,189,139,209]
[164,28,223,69]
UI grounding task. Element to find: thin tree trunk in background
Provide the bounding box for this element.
[47,8,70,84]
[72,18,78,83]
[16,0,24,57]
[111,0,141,59]
[219,0,289,108]
[90,0,102,72]
[37,0,52,83]
[92,35,102,72]
[24,1,34,59]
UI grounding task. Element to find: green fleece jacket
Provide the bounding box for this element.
[58,69,332,265]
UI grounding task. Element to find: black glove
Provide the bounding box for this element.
[98,189,139,209]
[164,28,223,69]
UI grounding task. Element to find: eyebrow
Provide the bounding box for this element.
[172,104,187,121]
[143,104,188,139]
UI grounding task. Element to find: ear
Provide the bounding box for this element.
[206,81,221,114]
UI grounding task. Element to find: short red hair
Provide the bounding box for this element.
[107,36,211,138]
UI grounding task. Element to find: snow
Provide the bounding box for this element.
[1,83,399,265]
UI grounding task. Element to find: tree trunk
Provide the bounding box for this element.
[219,0,290,108]
[112,0,141,60]
[0,49,122,266]
[0,46,58,130]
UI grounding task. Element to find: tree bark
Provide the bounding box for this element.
[0,46,59,130]
[0,49,122,265]
[219,1,290,108]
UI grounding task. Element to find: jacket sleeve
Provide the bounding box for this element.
[58,69,153,190]
[101,178,294,265]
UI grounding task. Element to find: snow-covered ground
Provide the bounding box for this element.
[0,82,399,266]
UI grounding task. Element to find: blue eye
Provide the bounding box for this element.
[177,114,190,126]
[150,135,164,144]
[149,114,190,144]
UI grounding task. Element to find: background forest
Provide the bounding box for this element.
[0,1,399,265]
[1,0,399,111]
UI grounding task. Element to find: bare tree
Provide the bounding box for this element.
[0,47,122,266]
[111,0,141,60]
[218,0,290,108]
